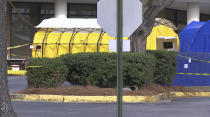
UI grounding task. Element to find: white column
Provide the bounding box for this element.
[55,0,67,18]
[187,2,200,24]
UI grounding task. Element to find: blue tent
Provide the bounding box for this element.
[179,21,210,52]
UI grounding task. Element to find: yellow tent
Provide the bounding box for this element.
[146,25,179,51]
[32,28,128,58]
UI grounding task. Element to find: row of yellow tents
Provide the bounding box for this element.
[32,25,179,58]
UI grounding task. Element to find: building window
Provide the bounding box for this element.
[67,4,97,18]
[201,14,210,22]
[165,8,177,26]
[164,8,187,32]
[176,10,187,32]
[162,8,210,33]
[11,2,54,59]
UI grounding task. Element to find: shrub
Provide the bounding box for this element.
[26,58,68,88]
[26,51,177,88]
[123,53,156,87]
[147,50,177,86]
[61,52,156,88]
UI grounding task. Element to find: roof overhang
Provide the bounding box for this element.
[168,0,210,15]
[12,0,210,15]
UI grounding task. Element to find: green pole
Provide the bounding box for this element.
[117,0,123,117]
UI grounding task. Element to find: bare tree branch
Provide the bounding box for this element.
[130,0,175,52]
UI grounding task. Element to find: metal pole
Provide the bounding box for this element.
[117,0,123,117]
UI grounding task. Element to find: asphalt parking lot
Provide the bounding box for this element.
[8,75,28,93]
[12,98,210,117]
[8,76,210,117]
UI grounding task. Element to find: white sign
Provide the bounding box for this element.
[188,58,192,63]
[109,40,130,52]
[97,0,142,37]
[184,64,188,69]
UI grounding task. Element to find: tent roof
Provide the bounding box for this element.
[146,25,179,51]
[180,21,206,42]
[36,18,101,29]
[179,21,210,52]
[182,21,205,32]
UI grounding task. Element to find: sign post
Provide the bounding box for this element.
[116,0,123,117]
[97,0,142,117]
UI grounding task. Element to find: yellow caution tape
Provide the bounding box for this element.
[178,54,210,63]
[7,43,31,50]
[8,67,19,69]
[8,0,35,28]
[176,73,210,76]
[8,66,42,69]
[27,66,42,68]
[9,54,29,59]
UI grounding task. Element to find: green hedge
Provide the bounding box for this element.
[147,51,177,86]
[26,51,177,88]
[61,52,156,88]
[26,58,68,88]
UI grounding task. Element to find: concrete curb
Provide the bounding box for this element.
[10,92,210,103]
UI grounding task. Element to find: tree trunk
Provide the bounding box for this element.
[130,0,174,52]
[0,0,18,117]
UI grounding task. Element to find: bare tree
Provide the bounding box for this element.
[130,0,175,52]
[0,0,17,117]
